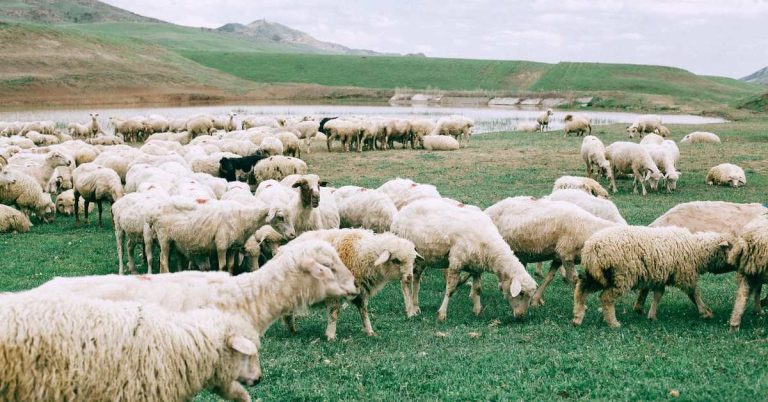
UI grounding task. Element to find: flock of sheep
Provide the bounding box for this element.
[0,110,765,401]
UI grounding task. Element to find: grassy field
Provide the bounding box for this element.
[2,120,768,400]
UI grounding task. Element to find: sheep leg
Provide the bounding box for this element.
[533,262,543,277]
[115,229,125,275]
[409,265,425,317]
[632,167,647,196]
[647,288,665,321]
[686,287,713,319]
[752,282,764,316]
[729,274,751,331]
[143,227,154,274]
[562,260,577,285]
[326,135,333,152]
[437,264,462,322]
[74,191,81,224]
[469,272,483,315]
[633,288,649,314]
[225,249,235,274]
[352,296,376,336]
[599,288,623,328]
[324,299,341,341]
[571,279,590,326]
[126,237,138,274]
[531,261,560,307]
[83,199,91,224]
[217,247,228,273]
[216,380,250,402]
[609,173,618,193]
[97,201,103,228]
[586,162,593,179]
[400,278,413,317]
[158,238,171,274]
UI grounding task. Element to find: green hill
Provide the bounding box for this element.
[0,0,160,23]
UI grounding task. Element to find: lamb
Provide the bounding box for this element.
[0,170,56,223]
[252,155,308,184]
[0,295,259,402]
[0,204,31,233]
[627,115,662,138]
[486,198,617,306]
[422,135,460,151]
[431,115,473,147]
[55,189,92,216]
[288,229,419,340]
[334,186,398,233]
[219,152,268,182]
[680,131,720,144]
[259,136,284,156]
[572,226,734,328]
[391,198,538,321]
[563,114,591,137]
[72,163,124,227]
[649,201,767,236]
[213,112,237,132]
[706,163,746,187]
[515,121,541,132]
[552,175,611,198]
[545,189,627,224]
[654,125,671,137]
[377,177,441,210]
[275,131,301,157]
[639,133,664,145]
[536,109,554,131]
[580,135,616,191]
[726,213,768,330]
[605,141,663,195]
[187,116,216,138]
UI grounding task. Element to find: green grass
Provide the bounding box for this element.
[2,120,768,401]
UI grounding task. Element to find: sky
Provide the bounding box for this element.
[103,0,768,78]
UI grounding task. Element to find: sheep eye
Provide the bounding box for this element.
[392,258,400,264]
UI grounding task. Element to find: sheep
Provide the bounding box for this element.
[190,152,239,177]
[1,135,34,148]
[219,152,268,182]
[324,119,362,152]
[422,135,460,151]
[536,109,554,131]
[486,198,617,306]
[243,225,285,271]
[359,119,387,151]
[143,115,170,134]
[111,118,144,142]
[627,115,662,138]
[252,156,308,184]
[381,119,412,150]
[0,204,31,233]
[707,163,746,187]
[92,151,138,183]
[649,201,767,236]
[391,198,538,320]
[111,191,170,274]
[275,131,301,157]
[289,229,419,340]
[0,295,259,402]
[377,177,441,210]
[726,213,768,330]
[334,186,398,233]
[51,140,101,165]
[242,116,280,130]
[277,174,340,233]
[654,125,671,137]
[639,133,665,145]
[552,175,611,198]
[20,120,56,135]
[572,226,734,328]
[55,189,93,216]
[680,131,721,144]
[25,130,59,146]
[85,134,123,146]
[213,112,237,132]
[0,170,56,223]
[545,189,627,224]
[643,143,680,192]
[147,130,191,144]
[7,151,71,189]
[67,121,88,136]
[431,115,473,147]
[515,121,541,132]
[605,141,663,195]
[187,116,216,138]
[287,120,320,152]
[257,136,283,156]
[580,135,616,191]
[409,118,435,148]
[563,114,591,137]
[72,163,124,227]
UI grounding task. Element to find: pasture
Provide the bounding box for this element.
[2,119,767,400]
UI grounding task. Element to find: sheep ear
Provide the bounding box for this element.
[291,179,306,188]
[301,258,332,280]
[228,336,257,356]
[319,180,329,187]
[644,171,651,181]
[415,252,424,260]
[719,240,731,249]
[266,207,276,223]
[374,250,390,266]
[509,278,522,298]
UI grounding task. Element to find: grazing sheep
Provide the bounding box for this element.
[573,226,734,328]
[0,204,31,233]
[275,131,301,158]
[242,225,285,271]
[260,136,284,156]
[545,189,627,224]
[580,135,616,191]
[552,176,611,198]
[325,119,363,152]
[391,198,538,320]
[422,135,460,151]
[218,153,268,182]
[55,189,92,216]
[385,119,412,150]
[1,135,35,148]
[111,118,144,142]
[639,133,664,145]
[654,125,671,137]
[536,109,554,131]
[334,186,398,233]
[143,115,170,134]
[287,120,320,152]
[605,141,663,195]
[111,192,170,275]
[649,201,767,236]
[409,118,435,148]
[643,143,680,192]
[486,198,617,306]
[289,229,419,340]
[25,130,59,146]
[431,115,473,147]
[563,114,591,137]
[187,116,216,138]
[680,131,721,144]
[0,295,259,402]
[727,213,768,330]
[627,115,662,138]
[515,121,541,133]
[377,178,441,210]
[20,120,56,135]
[0,170,56,223]
[72,163,124,227]
[707,163,746,187]
[252,156,308,184]
[85,134,124,146]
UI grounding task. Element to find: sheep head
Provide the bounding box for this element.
[292,175,321,208]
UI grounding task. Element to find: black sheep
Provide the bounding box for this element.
[219,151,268,182]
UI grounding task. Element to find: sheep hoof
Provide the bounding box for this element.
[571,319,583,327]
[473,306,483,315]
[531,298,544,307]
[364,330,378,337]
[326,334,337,342]
[701,309,714,319]
[729,325,740,333]
[647,314,657,321]
[607,321,621,328]
[437,312,447,322]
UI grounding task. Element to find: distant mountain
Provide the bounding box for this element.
[0,0,161,24]
[741,66,768,85]
[216,19,391,56]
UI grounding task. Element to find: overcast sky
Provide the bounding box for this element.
[103,0,768,78]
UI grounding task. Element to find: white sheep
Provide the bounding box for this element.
[147,130,191,144]
[377,177,441,210]
[187,116,216,138]
[111,191,170,274]
[431,115,473,147]
[627,115,662,138]
[391,198,538,321]
[573,226,734,327]
[727,213,768,330]
[72,163,124,227]
[275,174,340,234]
[252,155,308,184]
[643,143,680,192]
[605,141,663,195]
[707,163,746,187]
[25,130,60,146]
[7,151,72,190]
[274,131,301,157]
[0,169,56,223]
[515,121,541,133]
[639,133,664,145]
[563,114,591,137]
[680,131,721,144]
[85,134,124,146]
[649,201,767,236]
[654,125,671,137]
[325,119,362,152]
[334,186,397,233]
[580,135,616,192]
[0,295,259,402]
[408,118,435,148]
[383,119,412,149]
[0,204,31,233]
[55,189,92,216]
[287,120,320,152]
[213,112,237,132]
[545,189,627,224]
[536,109,554,131]
[241,116,280,130]
[422,135,460,151]
[552,175,611,198]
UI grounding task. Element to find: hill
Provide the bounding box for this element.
[0,0,160,23]
[741,66,768,85]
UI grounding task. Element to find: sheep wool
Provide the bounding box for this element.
[727,213,768,330]
[422,135,460,151]
[706,163,746,187]
[545,189,627,224]
[680,131,720,144]
[649,201,767,236]
[552,175,611,198]
[0,204,31,233]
